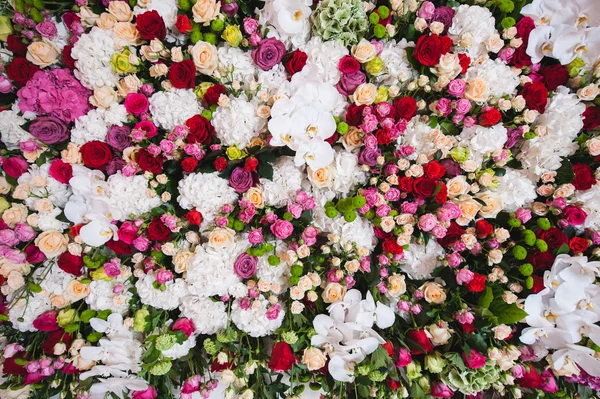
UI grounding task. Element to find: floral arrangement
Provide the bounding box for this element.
[0,0,599,398]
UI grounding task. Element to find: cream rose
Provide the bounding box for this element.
[173,250,194,273]
[26,38,60,68]
[243,187,264,209]
[342,127,363,150]
[302,347,327,371]
[35,230,68,258]
[432,53,461,79]
[61,143,82,164]
[113,22,141,46]
[446,176,469,198]
[90,86,118,109]
[189,41,218,75]
[322,282,346,303]
[427,323,453,346]
[2,204,27,228]
[108,0,133,21]
[208,227,236,249]
[96,13,117,30]
[420,282,446,304]
[192,0,221,25]
[588,137,600,156]
[307,165,334,188]
[353,83,377,105]
[464,78,488,103]
[476,191,502,218]
[492,324,512,340]
[387,274,406,297]
[65,280,91,301]
[351,39,376,63]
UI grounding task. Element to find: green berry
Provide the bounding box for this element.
[522,230,536,246]
[501,17,516,29]
[190,24,203,44]
[211,19,224,32]
[512,245,527,260]
[178,0,191,11]
[262,243,274,252]
[337,122,349,134]
[325,207,339,218]
[377,6,390,19]
[150,360,172,376]
[201,109,213,120]
[524,132,536,140]
[519,263,533,277]
[525,276,534,290]
[204,32,217,45]
[369,13,380,25]
[537,218,551,230]
[373,24,386,39]
[233,220,244,231]
[290,264,303,277]
[203,339,218,355]
[283,212,294,221]
[344,210,357,223]
[282,331,299,345]
[336,198,353,213]
[497,0,515,13]
[352,196,366,209]
[536,239,548,252]
[364,209,375,219]
[508,218,522,228]
[268,255,280,266]
[289,276,300,285]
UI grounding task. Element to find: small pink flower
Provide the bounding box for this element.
[155,269,174,284]
[248,229,263,244]
[456,268,474,285]
[265,304,281,320]
[396,348,412,367]
[172,318,195,337]
[463,349,487,369]
[270,219,293,239]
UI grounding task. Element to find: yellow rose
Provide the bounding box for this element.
[2,203,27,228]
[302,347,327,371]
[243,187,264,209]
[189,41,218,75]
[108,0,133,21]
[353,83,377,105]
[464,78,488,103]
[222,25,242,47]
[0,16,13,41]
[387,274,407,297]
[351,39,376,63]
[420,282,446,304]
[307,165,334,188]
[90,86,118,109]
[322,282,346,303]
[208,227,236,249]
[26,38,60,68]
[35,230,68,258]
[192,0,221,25]
[173,249,194,273]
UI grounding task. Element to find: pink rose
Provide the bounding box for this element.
[431,381,454,398]
[124,93,149,117]
[395,348,412,367]
[132,386,158,399]
[463,349,487,369]
[33,310,59,332]
[2,156,29,178]
[172,318,195,337]
[562,206,587,226]
[418,214,437,232]
[270,220,293,239]
[456,268,474,285]
[117,222,138,244]
[447,79,466,97]
[155,269,174,284]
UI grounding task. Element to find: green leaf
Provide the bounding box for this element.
[478,286,494,309]
[557,243,570,255]
[489,301,528,324]
[444,352,466,371]
[370,346,392,369]
[257,162,274,180]
[80,309,97,323]
[29,283,42,293]
[150,207,165,217]
[468,333,488,352]
[64,323,79,333]
[555,159,575,185]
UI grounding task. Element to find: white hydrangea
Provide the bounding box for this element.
[106,172,162,221]
[149,89,202,130]
[459,124,508,166]
[257,65,290,92]
[300,37,349,85]
[36,208,70,232]
[18,163,72,209]
[212,95,266,149]
[103,103,128,126]
[308,149,368,202]
[256,241,291,289]
[448,5,498,58]
[400,239,445,280]
[375,39,415,86]
[573,185,600,231]
[217,45,258,85]
[230,296,285,337]
[313,202,376,253]
[465,59,520,99]
[136,274,187,311]
[399,117,439,158]
[260,156,305,207]
[495,169,538,212]
[177,172,238,227]
[71,27,119,90]
[86,279,132,314]
[0,108,32,150]
[162,335,196,360]
[179,295,228,335]
[70,109,109,145]
[8,295,51,332]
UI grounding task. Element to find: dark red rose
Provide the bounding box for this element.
[478,108,502,127]
[572,163,596,190]
[244,157,259,172]
[414,34,442,67]
[7,35,28,57]
[382,238,404,255]
[42,330,72,355]
[185,209,203,225]
[569,237,589,253]
[475,219,493,238]
[106,240,133,255]
[49,159,73,184]
[458,53,470,74]
[512,45,532,68]
[204,84,226,107]
[147,218,172,242]
[521,81,548,113]
[285,50,308,76]
[462,322,476,333]
[346,104,366,126]
[57,252,83,277]
[518,364,542,389]
[466,273,486,292]
[136,148,164,174]
[529,249,556,271]
[516,17,536,42]
[33,310,59,332]
[80,141,113,170]
[269,342,296,372]
[214,156,227,171]
[540,64,569,91]
[25,245,45,263]
[439,35,453,54]
[3,352,28,375]
[531,274,545,293]
[185,115,214,145]
[6,58,40,87]
[406,329,434,354]
[181,157,198,173]
[63,45,76,69]
[338,55,361,74]
[169,59,196,89]
[423,160,446,179]
[136,10,166,40]
[538,227,568,249]
[413,176,438,197]
[435,183,447,203]
[394,97,417,120]
[583,106,600,130]
[175,14,193,34]
[438,222,464,248]
[398,176,413,193]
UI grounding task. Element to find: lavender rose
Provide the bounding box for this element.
[432,6,455,34]
[229,167,253,193]
[505,127,524,149]
[358,147,381,167]
[221,2,239,17]
[337,71,367,96]
[251,37,285,70]
[106,157,126,176]
[234,252,258,279]
[29,116,68,145]
[106,125,132,151]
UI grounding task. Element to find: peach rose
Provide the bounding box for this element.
[322,282,346,303]
[351,39,376,63]
[243,187,264,209]
[96,13,117,30]
[192,0,221,25]
[208,227,235,248]
[35,230,68,258]
[173,250,194,274]
[108,0,133,21]
[307,165,334,188]
[189,41,218,75]
[26,38,60,68]
[353,83,377,105]
[2,204,27,228]
[387,274,407,297]
[61,143,82,164]
[464,78,488,103]
[302,347,327,371]
[113,22,141,46]
[420,282,446,304]
[90,86,118,109]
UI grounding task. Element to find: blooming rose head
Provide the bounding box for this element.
[29,116,69,145]
[234,252,258,279]
[251,37,285,70]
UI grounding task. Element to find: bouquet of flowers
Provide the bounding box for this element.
[0,0,599,398]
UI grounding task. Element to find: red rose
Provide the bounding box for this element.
[466,273,486,292]
[346,104,366,126]
[63,45,76,69]
[175,14,193,34]
[475,219,493,238]
[573,163,596,190]
[398,176,413,193]
[394,97,417,120]
[244,157,259,172]
[214,156,227,171]
[136,10,166,40]
[529,249,556,271]
[517,364,542,389]
[80,141,113,170]
[49,159,73,184]
[338,55,360,74]
[435,183,447,203]
[423,160,446,179]
[376,128,395,145]
[3,352,28,375]
[185,115,214,145]
[2,156,29,178]
[382,238,404,255]
[406,329,434,354]
[538,227,568,249]
[33,310,59,332]
[457,53,470,74]
[461,322,476,333]
[204,84,226,107]
[7,35,28,57]
[268,342,296,372]
[6,58,40,87]
[185,209,203,225]
[438,222,464,248]
[439,35,453,54]
[583,106,600,130]
[147,218,172,242]
[413,176,438,197]
[106,240,133,255]
[414,34,442,67]
[516,17,536,42]
[169,59,196,89]
[540,64,569,91]
[382,341,394,357]
[569,237,588,253]
[531,275,545,293]
[136,148,164,174]
[181,157,199,173]
[57,252,83,277]
[521,81,548,113]
[511,45,531,68]
[285,50,308,76]
[478,108,502,127]
[42,330,72,355]
[124,93,150,116]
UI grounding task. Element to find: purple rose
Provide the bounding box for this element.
[229,167,253,193]
[337,71,367,96]
[505,127,523,149]
[432,6,455,34]
[106,157,126,176]
[234,252,258,279]
[221,2,239,17]
[358,147,381,166]
[106,125,132,151]
[252,37,286,70]
[36,21,58,38]
[29,116,69,145]
[270,219,294,239]
[439,158,461,177]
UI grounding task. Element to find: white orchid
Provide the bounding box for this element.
[88,377,148,399]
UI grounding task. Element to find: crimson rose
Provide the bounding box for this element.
[406,329,434,354]
[414,34,442,67]
[147,218,172,242]
[521,81,548,113]
[80,141,112,170]
[6,58,39,87]
[186,115,214,144]
[57,252,83,276]
[136,148,164,174]
[169,59,196,89]
[269,342,296,372]
[204,84,226,106]
[583,106,600,130]
[539,64,569,91]
[394,97,417,120]
[136,10,166,40]
[285,50,308,76]
[478,108,501,127]
[413,176,438,197]
[572,163,596,190]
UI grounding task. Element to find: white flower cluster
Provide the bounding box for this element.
[399,239,445,280]
[465,59,520,99]
[106,172,162,221]
[230,295,285,337]
[260,156,305,208]
[448,5,498,58]
[212,95,266,149]
[0,108,32,150]
[494,168,538,212]
[149,89,202,130]
[135,273,188,311]
[459,123,508,166]
[71,27,119,90]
